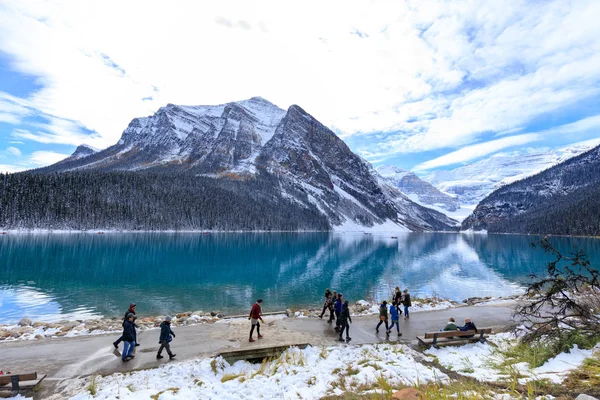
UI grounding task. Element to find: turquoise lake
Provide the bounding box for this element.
[1,232,599,324]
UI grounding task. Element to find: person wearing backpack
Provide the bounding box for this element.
[156,315,176,360]
[375,301,389,335]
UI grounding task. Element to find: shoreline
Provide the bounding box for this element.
[0,295,522,343]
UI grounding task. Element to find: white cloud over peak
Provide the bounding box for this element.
[0,0,598,169]
[29,150,70,166]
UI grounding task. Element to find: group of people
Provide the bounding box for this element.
[112,299,266,361]
[112,303,177,362]
[318,289,353,342]
[376,287,412,337]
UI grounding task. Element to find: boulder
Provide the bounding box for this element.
[392,388,424,400]
[18,318,33,326]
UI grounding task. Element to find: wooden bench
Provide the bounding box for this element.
[416,328,492,348]
[0,372,47,395]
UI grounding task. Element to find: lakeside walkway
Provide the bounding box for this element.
[1,302,516,396]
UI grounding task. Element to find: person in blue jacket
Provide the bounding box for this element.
[121,313,136,362]
[334,293,343,332]
[459,318,478,338]
[387,301,402,336]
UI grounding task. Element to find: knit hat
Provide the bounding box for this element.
[126,313,135,319]
[129,303,136,308]
[165,315,172,322]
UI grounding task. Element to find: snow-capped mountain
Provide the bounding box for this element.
[424,139,600,207]
[377,165,460,212]
[461,143,600,235]
[40,97,457,232]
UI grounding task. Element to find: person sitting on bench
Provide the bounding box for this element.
[441,317,460,337]
[459,318,478,338]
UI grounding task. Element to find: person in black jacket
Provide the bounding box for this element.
[319,288,332,319]
[157,315,176,360]
[113,303,139,348]
[338,300,352,342]
[121,313,136,361]
[459,318,478,338]
[376,301,389,334]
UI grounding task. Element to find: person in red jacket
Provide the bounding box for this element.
[248,298,264,342]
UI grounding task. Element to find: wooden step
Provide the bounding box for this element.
[218,343,309,364]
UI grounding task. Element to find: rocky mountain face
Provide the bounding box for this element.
[35,97,457,232]
[377,165,460,212]
[424,141,600,207]
[461,144,600,235]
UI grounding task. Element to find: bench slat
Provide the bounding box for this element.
[0,373,37,386]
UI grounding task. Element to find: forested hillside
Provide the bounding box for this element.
[0,172,330,231]
[462,144,600,235]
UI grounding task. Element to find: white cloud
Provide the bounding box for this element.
[413,133,542,171]
[413,113,600,171]
[0,0,598,163]
[6,146,21,157]
[29,150,69,166]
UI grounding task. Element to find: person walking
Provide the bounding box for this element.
[121,313,136,362]
[156,316,176,360]
[113,303,139,349]
[319,288,332,319]
[338,300,352,342]
[334,293,343,332]
[402,289,412,319]
[375,301,389,334]
[248,298,264,342]
[387,301,402,336]
[393,287,403,316]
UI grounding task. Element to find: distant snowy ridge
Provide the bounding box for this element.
[424,138,600,207]
[377,165,460,212]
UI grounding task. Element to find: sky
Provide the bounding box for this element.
[0,0,599,174]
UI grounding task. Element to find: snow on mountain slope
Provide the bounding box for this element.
[377,165,460,212]
[38,98,457,232]
[423,138,600,207]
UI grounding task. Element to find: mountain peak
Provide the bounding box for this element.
[70,144,98,159]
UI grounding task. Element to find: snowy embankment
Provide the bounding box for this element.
[54,344,445,400]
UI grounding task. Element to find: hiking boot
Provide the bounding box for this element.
[386,330,391,334]
[113,342,118,349]
[398,332,402,336]
[339,337,345,342]
[135,343,140,347]
[258,334,264,339]
[169,354,176,360]
[346,337,352,342]
[375,329,379,333]
[249,338,255,342]
[156,354,164,359]
[129,355,135,358]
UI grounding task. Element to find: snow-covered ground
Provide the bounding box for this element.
[53,344,445,400]
[425,332,599,384]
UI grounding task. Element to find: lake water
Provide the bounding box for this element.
[1,232,599,324]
